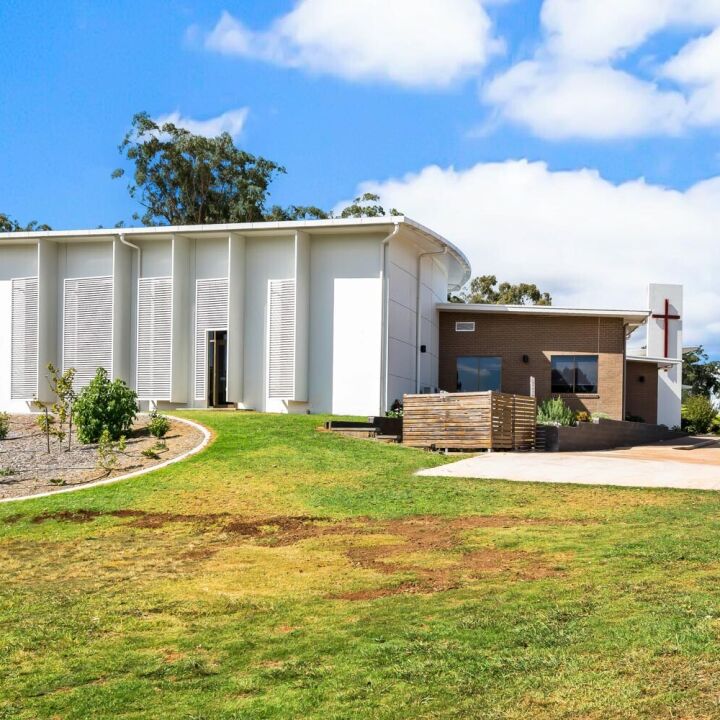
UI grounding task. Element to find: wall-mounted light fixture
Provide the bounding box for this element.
[522,354,529,364]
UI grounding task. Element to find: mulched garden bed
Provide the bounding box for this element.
[0,414,204,501]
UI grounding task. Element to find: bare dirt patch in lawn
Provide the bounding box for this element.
[0,415,203,500]
[8,509,567,599]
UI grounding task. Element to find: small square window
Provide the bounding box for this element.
[550,355,598,394]
[455,321,475,332]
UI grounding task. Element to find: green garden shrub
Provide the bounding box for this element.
[0,412,9,440]
[537,397,576,426]
[148,410,170,438]
[681,395,718,434]
[73,368,138,443]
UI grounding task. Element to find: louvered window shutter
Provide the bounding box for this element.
[137,277,172,399]
[267,279,295,398]
[11,277,39,399]
[63,276,113,388]
[194,278,229,400]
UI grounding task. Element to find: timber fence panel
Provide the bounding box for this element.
[403,391,537,451]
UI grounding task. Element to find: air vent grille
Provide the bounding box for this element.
[11,277,38,399]
[268,279,295,398]
[63,276,113,388]
[137,277,172,399]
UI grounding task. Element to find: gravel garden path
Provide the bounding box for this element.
[0,414,205,500]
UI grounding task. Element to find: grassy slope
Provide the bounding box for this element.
[2,412,720,719]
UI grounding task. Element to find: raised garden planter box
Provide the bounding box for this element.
[538,418,686,452]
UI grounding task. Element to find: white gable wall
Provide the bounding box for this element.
[308,233,383,415]
[0,245,38,412]
[386,232,449,407]
[242,235,295,411]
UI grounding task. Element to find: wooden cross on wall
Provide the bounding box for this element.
[652,298,680,358]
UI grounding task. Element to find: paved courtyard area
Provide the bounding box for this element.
[417,437,720,491]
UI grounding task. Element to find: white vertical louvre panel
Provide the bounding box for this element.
[195,278,229,400]
[137,277,172,399]
[268,279,295,399]
[11,277,39,399]
[63,276,113,388]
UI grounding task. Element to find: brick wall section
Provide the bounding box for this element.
[438,312,627,420]
[625,361,658,424]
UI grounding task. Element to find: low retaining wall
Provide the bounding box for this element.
[539,419,685,452]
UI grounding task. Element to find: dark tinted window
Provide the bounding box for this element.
[551,355,598,394]
[456,356,502,392]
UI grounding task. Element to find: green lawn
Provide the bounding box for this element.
[3,412,720,719]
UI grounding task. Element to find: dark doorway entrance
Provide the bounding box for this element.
[207,330,228,407]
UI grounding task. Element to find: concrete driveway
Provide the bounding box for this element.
[417,437,720,491]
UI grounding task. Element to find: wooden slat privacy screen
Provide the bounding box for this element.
[402,391,537,450]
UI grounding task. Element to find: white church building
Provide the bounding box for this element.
[0,217,683,427]
[0,217,470,416]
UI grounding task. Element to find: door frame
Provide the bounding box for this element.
[205,328,228,407]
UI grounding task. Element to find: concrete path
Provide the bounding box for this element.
[418,439,720,491]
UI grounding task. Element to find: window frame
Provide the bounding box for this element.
[455,355,503,393]
[550,354,599,395]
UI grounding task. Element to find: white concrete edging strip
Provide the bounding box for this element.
[0,414,212,505]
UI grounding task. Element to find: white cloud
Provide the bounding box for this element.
[350,160,720,352]
[663,27,720,125]
[485,0,720,139]
[154,108,249,138]
[204,1,500,88]
[485,61,688,139]
[540,0,720,63]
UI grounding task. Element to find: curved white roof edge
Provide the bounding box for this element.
[0,215,472,292]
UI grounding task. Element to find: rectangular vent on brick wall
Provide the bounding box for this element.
[268,279,296,399]
[194,278,229,400]
[455,321,475,332]
[11,277,39,400]
[63,276,113,388]
[137,277,172,400]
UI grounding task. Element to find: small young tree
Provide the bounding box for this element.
[96,429,126,474]
[32,401,55,453]
[681,395,718,434]
[46,364,77,450]
[0,412,9,441]
[74,368,138,443]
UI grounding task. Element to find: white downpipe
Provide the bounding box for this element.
[379,223,400,415]
[415,246,447,393]
[118,232,141,273]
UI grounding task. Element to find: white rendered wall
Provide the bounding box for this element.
[227,234,246,405]
[171,236,191,403]
[37,240,59,403]
[137,239,172,278]
[112,238,133,384]
[308,234,384,415]
[647,283,683,428]
[242,235,295,411]
[0,245,38,412]
[386,234,449,407]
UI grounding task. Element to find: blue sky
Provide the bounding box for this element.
[2,0,720,352]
